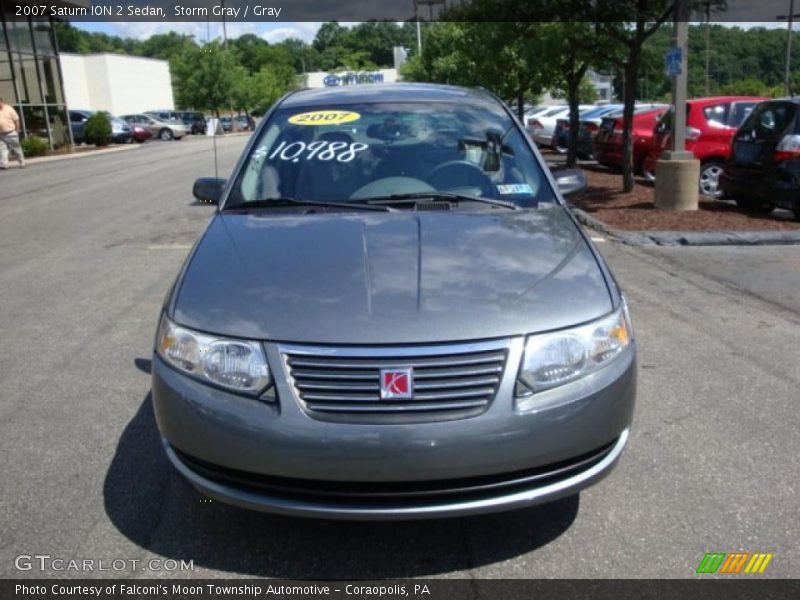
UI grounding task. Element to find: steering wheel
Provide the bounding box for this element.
[426,160,495,196]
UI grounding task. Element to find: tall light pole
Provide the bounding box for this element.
[654,0,699,211]
[416,0,445,57]
[777,0,800,96]
[704,4,711,95]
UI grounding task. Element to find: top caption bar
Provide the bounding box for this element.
[4,0,785,22]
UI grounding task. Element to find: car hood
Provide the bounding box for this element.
[172,206,612,344]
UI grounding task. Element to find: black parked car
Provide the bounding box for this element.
[235,114,256,131]
[178,111,207,135]
[721,98,800,220]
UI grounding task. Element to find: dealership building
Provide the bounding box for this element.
[0,2,86,149]
[59,53,174,116]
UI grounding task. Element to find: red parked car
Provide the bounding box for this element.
[641,96,768,197]
[594,105,669,173]
[131,124,152,143]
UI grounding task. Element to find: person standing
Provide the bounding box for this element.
[0,97,26,169]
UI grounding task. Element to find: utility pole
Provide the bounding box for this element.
[777,0,800,95]
[705,4,711,95]
[672,3,690,156]
[654,0,699,211]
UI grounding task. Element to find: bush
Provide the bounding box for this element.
[21,136,48,158]
[84,113,112,146]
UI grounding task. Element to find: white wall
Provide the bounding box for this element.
[59,53,174,115]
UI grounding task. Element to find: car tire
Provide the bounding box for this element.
[735,196,774,214]
[159,128,174,141]
[699,160,725,199]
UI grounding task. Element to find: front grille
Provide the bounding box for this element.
[281,340,510,423]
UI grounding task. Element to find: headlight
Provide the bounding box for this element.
[156,315,272,396]
[517,301,633,397]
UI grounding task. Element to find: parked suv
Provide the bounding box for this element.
[153,83,637,519]
[642,96,767,197]
[594,105,669,173]
[177,111,207,135]
[720,98,800,220]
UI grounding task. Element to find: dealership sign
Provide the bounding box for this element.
[324,72,386,86]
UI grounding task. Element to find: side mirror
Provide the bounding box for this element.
[552,168,587,198]
[193,177,226,204]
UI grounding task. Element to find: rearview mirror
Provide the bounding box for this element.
[193,177,226,204]
[552,169,587,198]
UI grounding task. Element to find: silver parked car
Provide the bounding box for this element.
[120,113,187,141]
[153,83,637,519]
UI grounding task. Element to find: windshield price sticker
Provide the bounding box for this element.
[258,140,369,163]
[497,183,533,195]
[288,111,361,126]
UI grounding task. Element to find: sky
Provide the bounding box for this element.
[73,21,327,43]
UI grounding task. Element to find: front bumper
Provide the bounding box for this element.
[152,338,636,519]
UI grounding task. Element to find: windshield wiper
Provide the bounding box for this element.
[351,191,519,210]
[223,198,393,212]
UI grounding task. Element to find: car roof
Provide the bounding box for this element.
[687,96,769,105]
[280,83,504,111]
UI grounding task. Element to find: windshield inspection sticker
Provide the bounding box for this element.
[497,183,533,195]
[288,110,361,126]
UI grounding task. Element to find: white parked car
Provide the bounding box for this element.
[530,105,593,147]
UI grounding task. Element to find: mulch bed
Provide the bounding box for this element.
[570,164,800,231]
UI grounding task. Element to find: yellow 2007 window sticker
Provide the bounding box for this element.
[288,110,361,126]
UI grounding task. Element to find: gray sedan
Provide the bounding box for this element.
[153,83,636,520]
[120,113,187,141]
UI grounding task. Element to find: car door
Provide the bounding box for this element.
[140,115,160,137]
[695,102,734,156]
[730,101,798,175]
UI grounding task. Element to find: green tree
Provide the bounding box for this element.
[173,42,235,115]
[83,113,112,146]
[275,38,321,73]
[579,76,599,104]
[313,22,350,55]
[135,32,196,61]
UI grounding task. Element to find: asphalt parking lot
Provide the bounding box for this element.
[1,136,797,579]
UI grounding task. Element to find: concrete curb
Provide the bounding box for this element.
[25,143,142,165]
[19,132,251,167]
[571,207,800,247]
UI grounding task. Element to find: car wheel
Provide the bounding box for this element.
[159,128,174,141]
[699,160,725,198]
[735,196,774,214]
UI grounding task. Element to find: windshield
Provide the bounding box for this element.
[226,102,555,209]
